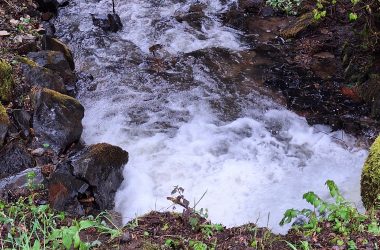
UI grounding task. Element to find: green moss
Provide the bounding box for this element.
[0,103,9,125]
[17,56,38,67]
[281,12,316,38]
[36,88,81,107]
[0,60,14,102]
[361,136,380,209]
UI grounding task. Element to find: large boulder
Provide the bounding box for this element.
[0,104,9,146]
[0,140,36,179]
[70,143,128,209]
[27,50,76,85]
[361,136,380,209]
[0,60,14,102]
[32,88,84,154]
[42,37,75,70]
[19,57,66,94]
[47,143,128,213]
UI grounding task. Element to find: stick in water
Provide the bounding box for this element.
[112,0,115,14]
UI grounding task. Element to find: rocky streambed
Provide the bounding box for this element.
[0,0,379,242]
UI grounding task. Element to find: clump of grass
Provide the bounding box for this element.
[0,193,121,249]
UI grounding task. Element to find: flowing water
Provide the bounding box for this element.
[55,0,367,233]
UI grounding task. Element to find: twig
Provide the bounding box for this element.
[193,190,208,210]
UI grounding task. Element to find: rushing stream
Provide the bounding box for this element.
[55,0,367,233]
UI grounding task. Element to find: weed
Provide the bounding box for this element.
[280,180,380,247]
[0,195,121,249]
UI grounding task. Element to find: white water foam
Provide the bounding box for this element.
[55,0,368,234]
[81,97,366,233]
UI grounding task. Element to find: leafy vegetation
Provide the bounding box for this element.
[0,194,121,249]
[266,0,302,15]
[280,180,380,248]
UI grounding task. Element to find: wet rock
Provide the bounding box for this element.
[175,4,207,30]
[11,109,31,138]
[48,162,87,215]
[0,140,35,179]
[310,52,337,79]
[0,59,14,102]
[42,37,75,70]
[19,57,66,94]
[91,13,123,33]
[0,168,43,192]
[361,136,380,209]
[261,6,275,17]
[107,14,123,33]
[239,0,264,11]
[47,143,128,214]
[70,143,128,210]
[358,74,380,118]
[16,42,38,55]
[281,12,315,38]
[27,50,76,85]
[35,0,59,13]
[0,104,10,146]
[32,88,84,154]
[42,21,56,36]
[41,12,54,21]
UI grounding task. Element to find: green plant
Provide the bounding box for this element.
[280,180,380,247]
[266,0,302,15]
[0,195,121,249]
[189,240,208,250]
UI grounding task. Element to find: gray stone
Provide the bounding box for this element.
[20,60,66,94]
[27,50,76,85]
[0,140,35,179]
[32,88,84,154]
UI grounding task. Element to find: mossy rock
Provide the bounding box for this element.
[280,12,316,38]
[361,136,380,209]
[0,103,10,145]
[0,60,14,102]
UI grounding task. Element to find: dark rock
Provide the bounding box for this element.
[57,0,70,7]
[310,52,337,79]
[47,143,128,214]
[107,14,123,32]
[261,6,275,17]
[70,143,128,210]
[11,109,31,138]
[42,37,75,70]
[175,7,207,30]
[48,162,87,215]
[32,88,84,154]
[16,42,38,55]
[0,140,35,179]
[358,74,380,118]
[239,0,264,12]
[27,50,76,85]
[19,58,66,94]
[41,12,54,21]
[0,104,9,146]
[36,0,59,13]
[0,168,42,192]
[90,14,123,33]
[42,21,56,36]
